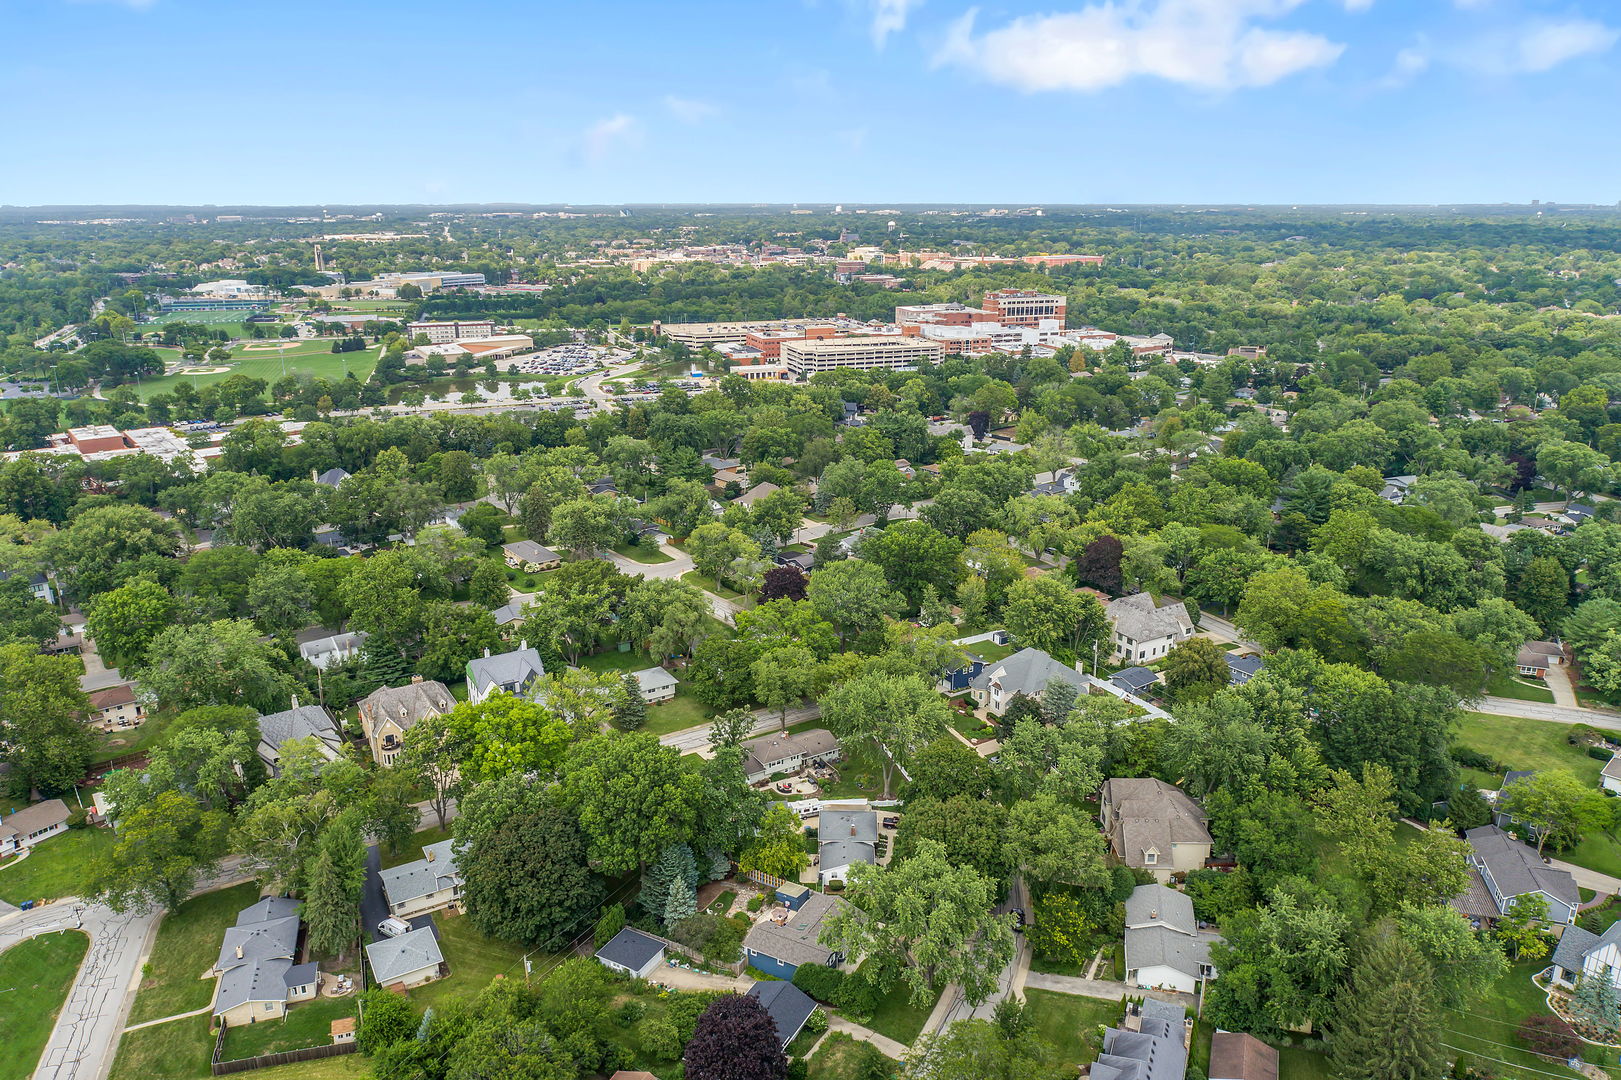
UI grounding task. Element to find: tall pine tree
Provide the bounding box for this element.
[613,674,648,731]
[1571,974,1621,1043]
[1329,935,1446,1080]
[303,813,368,959]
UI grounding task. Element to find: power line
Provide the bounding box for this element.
[1440,1043,1593,1080]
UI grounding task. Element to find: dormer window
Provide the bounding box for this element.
[1143,850,1159,865]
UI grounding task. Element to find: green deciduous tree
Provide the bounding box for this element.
[0,644,95,795]
[88,790,230,912]
[560,731,702,874]
[462,802,603,949]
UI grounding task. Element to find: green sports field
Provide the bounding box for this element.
[134,341,380,400]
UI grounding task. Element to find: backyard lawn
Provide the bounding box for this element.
[220,998,357,1060]
[406,910,540,1011]
[1023,988,1120,1070]
[579,651,715,736]
[126,882,260,1025]
[1278,1045,1335,1080]
[0,930,89,1080]
[806,1031,896,1079]
[818,741,900,801]
[611,542,673,564]
[1444,959,1621,1078]
[0,827,115,906]
[856,963,939,1045]
[680,570,750,602]
[93,709,180,762]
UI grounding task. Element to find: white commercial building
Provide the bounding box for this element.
[408,320,497,344]
[780,335,944,378]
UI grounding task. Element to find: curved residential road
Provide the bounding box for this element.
[0,901,158,1080]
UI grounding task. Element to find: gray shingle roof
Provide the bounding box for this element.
[819,809,879,872]
[1111,666,1159,694]
[1125,885,1195,932]
[218,915,299,972]
[381,841,461,907]
[256,705,342,760]
[1093,1002,1188,1080]
[360,680,455,734]
[595,928,664,971]
[0,798,70,841]
[466,646,545,697]
[502,540,559,563]
[742,892,850,969]
[747,980,818,1046]
[633,667,679,693]
[212,899,308,1016]
[1552,925,1602,972]
[740,728,839,777]
[1107,593,1195,643]
[237,897,301,926]
[1464,825,1580,910]
[366,927,443,985]
[1103,778,1212,867]
[968,647,1087,699]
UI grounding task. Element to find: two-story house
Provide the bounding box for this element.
[380,839,464,921]
[1551,920,1621,993]
[1455,825,1578,926]
[968,647,1088,717]
[255,702,344,776]
[465,642,546,704]
[1106,593,1196,664]
[1123,884,1221,994]
[358,677,455,767]
[1100,777,1213,883]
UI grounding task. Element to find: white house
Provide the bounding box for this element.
[380,840,464,920]
[594,928,666,979]
[0,799,71,857]
[631,666,679,704]
[1602,752,1621,795]
[818,807,880,885]
[1122,884,1220,995]
[967,647,1088,717]
[465,642,546,703]
[1552,921,1621,993]
[1106,593,1196,664]
[366,927,444,990]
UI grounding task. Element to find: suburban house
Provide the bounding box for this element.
[490,601,525,628]
[1491,770,1536,832]
[747,980,818,1046]
[465,642,546,703]
[380,840,464,920]
[631,666,679,704]
[740,728,841,785]
[298,631,367,671]
[314,467,350,488]
[358,677,455,767]
[1100,777,1214,883]
[1602,752,1621,795]
[1092,999,1188,1080]
[595,928,666,979]
[87,683,143,727]
[1550,920,1621,993]
[255,703,344,775]
[1379,474,1417,503]
[502,541,562,573]
[1454,825,1579,926]
[1516,640,1569,678]
[365,926,445,990]
[1123,884,1220,994]
[818,807,880,884]
[735,481,781,508]
[1226,654,1264,686]
[1106,593,1196,664]
[211,896,318,1028]
[0,798,71,857]
[968,647,1088,716]
[0,569,53,604]
[1209,1031,1279,1080]
[742,892,850,979]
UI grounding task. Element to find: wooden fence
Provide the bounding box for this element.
[211,1025,356,1076]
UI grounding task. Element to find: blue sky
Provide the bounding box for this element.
[0,0,1616,205]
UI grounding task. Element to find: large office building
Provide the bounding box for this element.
[981,288,1067,327]
[407,320,498,344]
[780,335,944,377]
[655,318,842,347]
[159,296,273,312]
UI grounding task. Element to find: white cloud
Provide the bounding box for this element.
[579,114,638,164]
[1455,17,1618,74]
[868,0,923,47]
[662,95,717,124]
[1514,18,1618,72]
[1342,0,1373,11]
[936,0,1345,93]
[1377,44,1430,88]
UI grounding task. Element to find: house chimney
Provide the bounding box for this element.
[1150,909,1159,920]
[483,647,491,658]
[520,638,528,651]
[410,674,423,685]
[290,694,300,709]
[850,824,857,836]
[236,945,243,959]
[426,847,435,862]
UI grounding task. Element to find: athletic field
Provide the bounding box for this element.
[134,341,380,400]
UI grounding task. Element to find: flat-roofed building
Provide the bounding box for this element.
[656,319,841,347]
[781,335,943,378]
[408,320,497,344]
[982,288,1066,327]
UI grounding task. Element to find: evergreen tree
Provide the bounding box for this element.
[664,875,697,925]
[1329,935,1446,1080]
[303,817,366,959]
[613,674,648,731]
[358,641,412,693]
[1571,974,1621,1043]
[639,843,698,922]
[919,584,953,628]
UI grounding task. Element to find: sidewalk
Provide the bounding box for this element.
[826,1017,910,1060]
[1023,970,1189,1007]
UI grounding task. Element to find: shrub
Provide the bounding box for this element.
[1588,745,1614,761]
[1450,746,1501,772]
[747,895,766,912]
[831,972,880,1020]
[639,1015,682,1061]
[669,913,747,964]
[792,964,847,1002]
[594,903,626,948]
[805,1007,829,1034]
[616,999,647,1026]
[826,879,845,893]
[1516,1014,1582,1059]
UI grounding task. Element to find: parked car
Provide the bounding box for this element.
[882,816,900,829]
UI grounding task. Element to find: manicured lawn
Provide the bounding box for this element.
[93,709,181,762]
[579,651,716,735]
[807,1031,895,1079]
[611,542,673,564]
[786,1026,821,1059]
[382,825,453,870]
[818,741,899,801]
[108,1013,213,1080]
[680,570,749,601]
[1486,671,1556,703]
[1023,988,1121,1069]
[406,910,540,1011]
[971,639,1017,663]
[133,344,380,401]
[945,707,997,742]
[221,998,357,1060]
[1453,713,1605,787]
[1563,831,1621,879]
[1278,1045,1335,1080]
[1443,958,1619,1077]
[0,828,116,905]
[250,1056,370,1080]
[856,962,939,1045]
[0,930,89,1080]
[126,882,261,1025]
